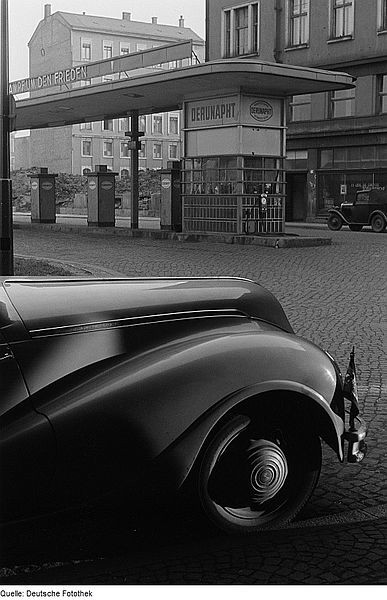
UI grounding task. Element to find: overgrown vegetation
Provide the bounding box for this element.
[11,169,162,212]
[14,257,74,276]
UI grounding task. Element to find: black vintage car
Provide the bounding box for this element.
[0,277,366,534]
[327,189,387,232]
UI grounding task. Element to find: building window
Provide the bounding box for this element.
[120,168,130,178]
[103,119,114,131]
[223,3,260,58]
[153,143,162,159]
[81,139,92,156]
[288,0,310,46]
[139,141,146,158]
[103,140,113,157]
[378,0,387,31]
[331,0,354,38]
[119,117,130,132]
[136,43,148,52]
[169,144,178,160]
[82,167,92,175]
[153,115,163,134]
[80,122,92,130]
[377,75,387,113]
[120,141,130,158]
[120,43,130,55]
[103,41,113,59]
[81,39,92,61]
[169,115,179,135]
[289,94,311,121]
[330,88,355,117]
[139,115,147,134]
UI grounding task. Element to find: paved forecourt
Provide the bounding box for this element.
[12,224,387,520]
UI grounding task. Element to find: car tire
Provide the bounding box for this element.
[327,214,343,231]
[198,414,321,534]
[370,214,386,233]
[349,225,363,232]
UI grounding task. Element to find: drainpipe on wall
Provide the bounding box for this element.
[274,0,283,63]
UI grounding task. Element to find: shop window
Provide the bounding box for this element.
[330,0,354,39]
[103,140,113,157]
[377,75,387,113]
[153,143,162,159]
[289,94,311,121]
[82,167,92,175]
[319,149,333,168]
[222,2,260,58]
[377,145,387,167]
[153,115,163,134]
[120,142,130,158]
[81,39,92,61]
[81,139,92,156]
[288,0,310,47]
[329,88,355,118]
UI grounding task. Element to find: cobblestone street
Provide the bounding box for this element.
[3,223,386,584]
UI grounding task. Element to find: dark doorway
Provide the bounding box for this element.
[286,173,307,221]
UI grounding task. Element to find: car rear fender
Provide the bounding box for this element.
[368,209,387,224]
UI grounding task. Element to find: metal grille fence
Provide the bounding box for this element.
[242,196,284,234]
[183,196,239,233]
[183,195,285,234]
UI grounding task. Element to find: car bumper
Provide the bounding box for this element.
[343,416,367,463]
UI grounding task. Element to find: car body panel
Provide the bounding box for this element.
[0,277,362,522]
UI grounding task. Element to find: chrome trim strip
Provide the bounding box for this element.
[29,309,247,337]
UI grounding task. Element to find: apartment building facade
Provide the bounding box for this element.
[206,0,387,220]
[14,5,204,176]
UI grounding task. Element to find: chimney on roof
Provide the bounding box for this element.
[122,12,131,21]
[151,17,158,24]
[179,15,185,28]
[44,4,51,19]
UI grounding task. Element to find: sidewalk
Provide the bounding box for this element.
[12,212,332,248]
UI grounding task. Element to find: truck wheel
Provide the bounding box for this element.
[327,214,343,231]
[371,215,386,233]
[198,415,321,534]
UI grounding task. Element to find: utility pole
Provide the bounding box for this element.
[0,0,13,275]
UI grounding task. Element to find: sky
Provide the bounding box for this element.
[8,0,206,81]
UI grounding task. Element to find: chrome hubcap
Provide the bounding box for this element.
[247,439,288,504]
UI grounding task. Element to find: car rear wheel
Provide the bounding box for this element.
[327,214,343,231]
[370,214,386,233]
[349,225,363,232]
[198,414,321,534]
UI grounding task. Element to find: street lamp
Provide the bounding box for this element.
[0,0,14,275]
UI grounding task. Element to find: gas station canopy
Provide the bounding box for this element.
[14,58,355,131]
